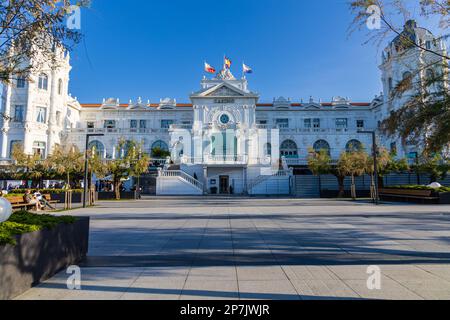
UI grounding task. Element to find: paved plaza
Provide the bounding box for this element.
[16,198,450,300]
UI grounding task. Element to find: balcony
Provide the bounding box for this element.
[180,155,248,166]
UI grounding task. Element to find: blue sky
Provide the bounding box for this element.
[66,0,435,103]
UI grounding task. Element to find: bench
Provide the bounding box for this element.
[7,194,59,211]
[7,196,35,211]
[379,188,439,204]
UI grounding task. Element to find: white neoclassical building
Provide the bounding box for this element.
[0,21,448,195]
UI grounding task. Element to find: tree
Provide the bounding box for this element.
[44,144,84,188]
[102,139,150,200]
[151,147,171,159]
[338,150,369,200]
[1,0,87,120]
[349,0,450,154]
[10,143,46,187]
[415,154,450,183]
[307,148,331,194]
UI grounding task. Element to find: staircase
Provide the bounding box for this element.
[248,169,292,195]
[157,170,204,195]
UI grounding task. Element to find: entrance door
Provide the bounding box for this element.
[219,176,230,194]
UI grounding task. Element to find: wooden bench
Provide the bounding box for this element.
[7,194,59,211]
[7,196,35,211]
[379,188,439,203]
[43,194,59,206]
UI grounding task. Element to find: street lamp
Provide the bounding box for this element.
[359,130,379,205]
[83,134,104,208]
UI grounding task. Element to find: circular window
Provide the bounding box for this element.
[219,114,230,125]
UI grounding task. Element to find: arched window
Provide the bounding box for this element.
[38,73,48,90]
[152,140,169,151]
[88,140,105,158]
[58,79,63,95]
[280,140,298,158]
[346,140,363,153]
[263,143,272,156]
[313,140,330,155]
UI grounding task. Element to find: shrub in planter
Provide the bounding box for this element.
[0,211,76,246]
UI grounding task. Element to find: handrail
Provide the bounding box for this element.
[159,170,204,191]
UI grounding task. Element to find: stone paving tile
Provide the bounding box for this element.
[343,279,424,300]
[187,267,237,281]
[291,279,361,300]
[181,280,239,300]
[239,280,300,300]
[237,266,288,281]
[121,279,185,300]
[282,266,340,281]
[13,199,450,300]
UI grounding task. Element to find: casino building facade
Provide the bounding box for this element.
[0,21,448,195]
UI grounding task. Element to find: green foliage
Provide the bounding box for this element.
[0,211,76,246]
[151,147,171,158]
[307,148,331,176]
[386,185,450,193]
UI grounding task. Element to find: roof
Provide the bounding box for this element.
[80,102,371,109]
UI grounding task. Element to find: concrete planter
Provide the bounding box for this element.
[438,192,450,204]
[0,217,90,300]
[97,191,137,200]
[48,192,83,204]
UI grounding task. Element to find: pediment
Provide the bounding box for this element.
[205,85,245,97]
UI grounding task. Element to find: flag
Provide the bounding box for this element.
[224,57,232,69]
[204,62,216,74]
[243,63,253,74]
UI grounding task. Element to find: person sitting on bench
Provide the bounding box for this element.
[23,189,43,211]
[34,190,56,210]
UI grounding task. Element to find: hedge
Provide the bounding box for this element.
[385,185,450,193]
[0,211,76,246]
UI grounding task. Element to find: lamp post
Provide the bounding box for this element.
[83,134,104,208]
[359,130,379,205]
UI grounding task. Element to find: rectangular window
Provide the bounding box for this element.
[336,118,348,129]
[425,41,432,50]
[304,119,311,128]
[17,77,26,88]
[276,119,289,129]
[357,120,365,129]
[139,120,147,129]
[32,141,46,159]
[257,120,267,125]
[13,105,25,122]
[36,107,47,123]
[313,118,321,128]
[104,120,116,129]
[87,122,95,129]
[161,119,174,129]
[130,120,138,129]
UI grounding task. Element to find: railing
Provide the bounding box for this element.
[158,170,204,191]
[169,124,193,130]
[247,169,292,191]
[180,155,249,165]
[71,128,169,134]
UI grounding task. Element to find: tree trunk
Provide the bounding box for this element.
[114,178,121,200]
[67,172,70,190]
[351,175,356,200]
[337,176,345,198]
